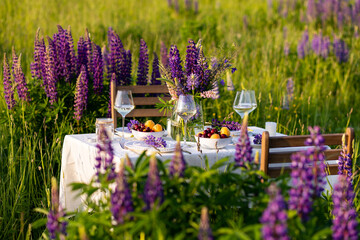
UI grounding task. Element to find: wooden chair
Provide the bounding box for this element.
[110,82,171,128]
[260,128,355,178]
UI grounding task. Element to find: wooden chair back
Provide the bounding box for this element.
[260,128,354,178]
[110,81,171,128]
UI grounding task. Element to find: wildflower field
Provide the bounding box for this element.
[1,0,360,239]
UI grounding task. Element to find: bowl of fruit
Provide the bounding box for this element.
[130,120,166,140]
[195,127,232,149]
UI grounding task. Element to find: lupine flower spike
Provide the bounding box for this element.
[288,126,326,221]
[94,125,116,180]
[13,55,31,102]
[73,65,89,121]
[198,207,213,240]
[92,43,104,95]
[234,113,253,167]
[2,54,16,109]
[332,175,358,240]
[137,39,149,85]
[151,52,161,85]
[143,153,164,210]
[111,159,133,225]
[169,135,187,177]
[260,184,289,240]
[47,177,67,239]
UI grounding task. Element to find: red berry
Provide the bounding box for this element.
[221,134,227,138]
[207,133,212,138]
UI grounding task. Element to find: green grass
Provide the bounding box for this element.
[1,0,359,238]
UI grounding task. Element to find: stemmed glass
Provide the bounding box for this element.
[233,90,257,119]
[114,90,135,146]
[175,94,197,147]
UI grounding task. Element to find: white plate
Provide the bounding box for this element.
[124,140,176,153]
[115,127,133,138]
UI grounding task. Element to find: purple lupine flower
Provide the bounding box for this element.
[253,134,262,144]
[2,54,16,109]
[108,28,126,85]
[85,29,93,78]
[338,141,353,183]
[11,47,18,78]
[151,52,161,85]
[174,0,179,12]
[211,119,241,131]
[332,175,358,240]
[185,40,200,80]
[219,79,225,86]
[284,42,290,56]
[92,43,104,95]
[94,126,116,180]
[144,135,167,148]
[234,115,253,167]
[111,159,133,225]
[73,65,88,121]
[307,0,317,21]
[30,29,46,80]
[260,184,290,240]
[169,135,187,177]
[47,177,67,239]
[186,73,200,91]
[185,0,191,10]
[44,40,58,105]
[168,45,184,88]
[160,41,169,69]
[320,36,331,59]
[55,25,70,81]
[312,33,322,55]
[198,207,213,240]
[124,50,132,85]
[288,151,314,220]
[66,25,77,80]
[13,55,30,102]
[77,36,87,74]
[333,36,349,63]
[286,78,294,102]
[143,155,164,210]
[231,67,237,74]
[297,30,309,59]
[194,0,199,14]
[137,39,149,85]
[289,126,326,220]
[127,119,140,131]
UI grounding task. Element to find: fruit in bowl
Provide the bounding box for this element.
[195,127,232,149]
[130,120,165,140]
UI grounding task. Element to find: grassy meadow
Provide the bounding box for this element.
[1,0,359,238]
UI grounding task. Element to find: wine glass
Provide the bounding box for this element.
[114,90,135,146]
[175,94,197,147]
[233,90,257,119]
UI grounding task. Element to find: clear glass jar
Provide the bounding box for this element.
[95,118,114,142]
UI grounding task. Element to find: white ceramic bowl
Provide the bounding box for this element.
[131,129,166,140]
[195,135,232,149]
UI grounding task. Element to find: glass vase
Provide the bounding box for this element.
[169,100,204,142]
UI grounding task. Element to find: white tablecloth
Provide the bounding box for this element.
[59,127,337,212]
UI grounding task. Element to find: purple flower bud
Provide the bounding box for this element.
[124,50,132,85]
[44,40,58,105]
[108,28,125,85]
[169,135,187,177]
[198,207,213,240]
[2,54,16,109]
[111,160,133,224]
[151,52,161,85]
[260,184,290,240]
[73,65,88,121]
[332,175,358,240]
[235,116,253,167]
[338,141,353,184]
[143,155,164,210]
[13,54,31,102]
[137,39,149,85]
[77,36,87,74]
[160,41,169,69]
[333,36,349,63]
[47,177,67,239]
[312,33,322,55]
[30,29,46,80]
[66,26,77,80]
[92,43,104,95]
[169,45,184,88]
[94,126,116,180]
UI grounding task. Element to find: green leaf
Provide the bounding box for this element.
[31,218,47,229]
